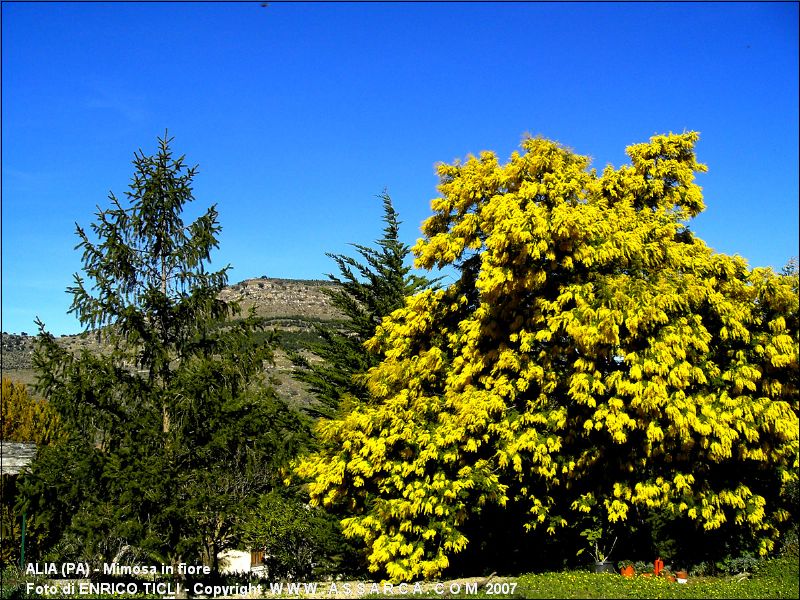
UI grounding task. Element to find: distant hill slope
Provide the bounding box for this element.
[1,277,344,408]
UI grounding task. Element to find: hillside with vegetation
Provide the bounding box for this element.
[1,277,343,408]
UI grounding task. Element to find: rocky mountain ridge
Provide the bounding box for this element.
[1,277,343,399]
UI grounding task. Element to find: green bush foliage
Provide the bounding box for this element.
[239,491,364,580]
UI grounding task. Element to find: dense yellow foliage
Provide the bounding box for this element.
[295,133,799,581]
[1,377,63,445]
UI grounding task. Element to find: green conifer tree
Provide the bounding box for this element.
[19,134,307,573]
[289,192,437,417]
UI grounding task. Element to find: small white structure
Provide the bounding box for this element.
[217,549,267,575]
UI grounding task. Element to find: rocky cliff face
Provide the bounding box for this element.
[218,277,343,322]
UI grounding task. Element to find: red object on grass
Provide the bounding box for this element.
[654,558,664,576]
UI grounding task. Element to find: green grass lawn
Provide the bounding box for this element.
[503,556,799,599]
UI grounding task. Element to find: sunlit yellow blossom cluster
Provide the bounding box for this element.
[295,132,799,581]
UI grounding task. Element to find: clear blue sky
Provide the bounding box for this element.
[2,1,798,336]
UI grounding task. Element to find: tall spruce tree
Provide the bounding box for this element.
[19,134,307,572]
[289,192,437,417]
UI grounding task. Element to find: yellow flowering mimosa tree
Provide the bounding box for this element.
[296,132,799,581]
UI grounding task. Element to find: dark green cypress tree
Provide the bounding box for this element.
[19,134,307,573]
[289,192,438,417]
